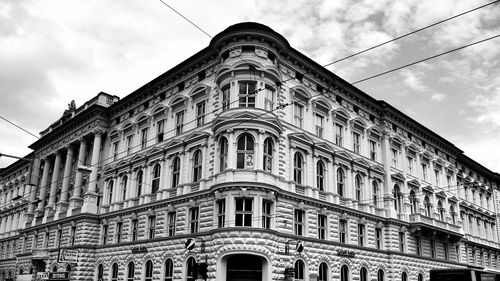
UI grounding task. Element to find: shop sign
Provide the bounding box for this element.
[49,272,69,280]
[36,272,49,281]
[131,246,148,253]
[58,249,79,263]
[336,249,355,258]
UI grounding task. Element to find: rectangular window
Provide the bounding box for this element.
[339,219,347,243]
[399,232,405,252]
[44,232,49,248]
[168,212,176,237]
[217,199,226,228]
[57,229,63,248]
[335,124,343,146]
[318,215,326,240]
[422,163,428,181]
[416,237,422,256]
[148,216,156,239]
[131,219,138,241]
[294,209,305,236]
[235,198,252,227]
[353,132,360,154]
[264,86,275,111]
[102,225,108,245]
[189,207,199,234]
[435,170,441,186]
[141,128,148,149]
[157,120,164,143]
[112,142,119,161]
[456,245,461,262]
[196,101,206,127]
[116,222,123,243]
[294,104,304,128]
[238,81,256,107]
[262,200,272,229]
[69,226,76,246]
[391,149,399,168]
[357,224,365,246]
[175,111,184,135]
[444,242,449,260]
[33,234,38,250]
[369,140,377,160]
[315,114,324,138]
[126,135,133,156]
[407,157,414,175]
[430,240,436,258]
[222,86,230,111]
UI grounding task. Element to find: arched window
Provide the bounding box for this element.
[410,190,417,214]
[316,160,325,191]
[107,181,114,205]
[127,262,134,281]
[152,164,161,193]
[236,134,254,169]
[263,138,273,172]
[318,262,328,281]
[293,153,304,184]
[355,175,362,201]
[294,260,305,280]
[360,267,368,281]
[192,150,202,182]
[145,260,153,281]
[402,272,408,281]
[219,137,228,171]
[337,168,345,197]
[53,266,57,272]
[19,269,24,275]
[340,265,349,281]
[418,273,424,281]
[450,205,456,224]
[111,263,118,281]
[394,185,402,212]
[438,200,444,220]
[66,264,71,272]
[164,259,174,281]
[424,196,431,217]
[136,170,143,197]
[373,181,379,207]
[377,269,385,281]
[172,157,181,188]
[121,176,128,201]
[187,257,197,281]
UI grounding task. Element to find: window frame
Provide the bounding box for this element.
[294,152,304,185]
[196,100,206,127]
[294,209,305,236]
[235,198,253,227]
[238,80,257,108]
[189,207,199,233]
[236,134,255,169]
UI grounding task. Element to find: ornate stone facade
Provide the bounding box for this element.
[0,22,500,281]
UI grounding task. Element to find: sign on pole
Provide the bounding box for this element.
[58,249,79,263]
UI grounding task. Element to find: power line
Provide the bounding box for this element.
[0,114,39,139]
[322,0,500,67]
[351,34,500,84]
[158,0,213,39]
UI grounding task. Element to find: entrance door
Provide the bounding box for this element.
[226,254,263,281]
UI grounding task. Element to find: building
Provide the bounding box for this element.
[1,22,500,281]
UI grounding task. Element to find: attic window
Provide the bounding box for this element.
[353,105,359,114]
[159,91,166,101]
[115,117,120,124]
[177,82,185,92]
[408,133,412,141]
[197,71,206,81]
[335,96,343,104]
[143,101,149,110]
[242,45,255,53]
[369,114,375,122]
[295,72,303,83]
[268,52,276,62]
[392,123,398,131]
[317,84,324,93]
[222,51,229,61]
[129,109,134,117]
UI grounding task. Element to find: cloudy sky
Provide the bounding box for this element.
[1,0,499,173]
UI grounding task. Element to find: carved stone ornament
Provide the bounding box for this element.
[229,48,242,57]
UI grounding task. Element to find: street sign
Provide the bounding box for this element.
[37,272,49,281]
[58,249,79,263]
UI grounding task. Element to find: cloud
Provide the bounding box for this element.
[400,69,427,92]
[431,92,446,102]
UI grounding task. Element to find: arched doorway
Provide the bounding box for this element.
[226,254,264,281]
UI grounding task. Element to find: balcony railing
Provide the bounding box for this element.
[409,214,461,233]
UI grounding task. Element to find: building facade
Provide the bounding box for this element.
[1,22,500,281]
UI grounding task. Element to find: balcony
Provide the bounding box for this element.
[31,249,50,260]
[409,214,463,242]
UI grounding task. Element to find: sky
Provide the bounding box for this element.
[0,0,499,173]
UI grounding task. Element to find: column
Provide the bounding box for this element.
[26,157,41,225]
[81,131,102,214]
[56,145,74,219]
[381,130,396,218]
[47,151,62,208]
[200,145,208,190]
[68,137,87,215]
[36,158,52,214]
